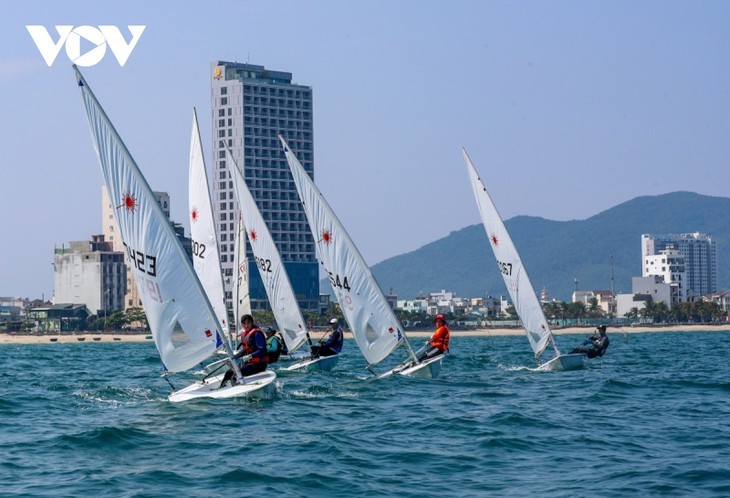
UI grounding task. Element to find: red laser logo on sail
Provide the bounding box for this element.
[321,229,333,245]
[490,234,499,246]
[249,229,257,241]
[118,192,138,213]
[191,208,199,222]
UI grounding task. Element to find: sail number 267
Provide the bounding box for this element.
[497,260,512,276]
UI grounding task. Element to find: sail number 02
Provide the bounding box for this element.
[328,271,351,291]
[192,241,206,258]
[497,261,512,276]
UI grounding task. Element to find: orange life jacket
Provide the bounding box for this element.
[430,325,450,352]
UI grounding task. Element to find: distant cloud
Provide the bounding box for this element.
[0,59,45,81]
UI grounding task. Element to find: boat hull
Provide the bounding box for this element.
[536,353,584,372]
[379,354,443,379]
[280,354,339,372]
[277,350,312,362]
[168,370,276,402]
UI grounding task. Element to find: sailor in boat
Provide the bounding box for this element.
[310,318,344,358]
[570,325,610,359]
[264,327,283,364]
[220,314,269,387]
[417,314,451,362]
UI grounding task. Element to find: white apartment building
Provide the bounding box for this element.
[643,248,686,304]
[53,235,126,316]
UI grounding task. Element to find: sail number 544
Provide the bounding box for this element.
[497,261,512,276]
[328,271,351,291]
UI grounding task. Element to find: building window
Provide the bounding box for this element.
[221,97,228,105]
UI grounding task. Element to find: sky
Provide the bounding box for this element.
[1,0,729,300]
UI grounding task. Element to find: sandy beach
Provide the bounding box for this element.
[2,324,729,344]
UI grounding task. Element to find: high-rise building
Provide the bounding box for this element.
[641,232,717,299]
[211,61,319,313]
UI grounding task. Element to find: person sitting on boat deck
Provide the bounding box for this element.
[265,326,283,364]
[220,314,268,387]
[570,325,610,358]
[311,318,344,358]
[417,314,450,362]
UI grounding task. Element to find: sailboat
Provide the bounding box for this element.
[224,146,337,371]
[232,211,252,328]
[279,136,442,378]
[74,65,276,401]
[188,109,230,347]
[463,148,583,371]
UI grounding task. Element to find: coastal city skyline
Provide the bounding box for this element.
[2,1,730,299]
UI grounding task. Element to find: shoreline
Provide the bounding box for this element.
[2,324,729,344]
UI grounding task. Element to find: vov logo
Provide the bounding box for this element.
[26,25,146,67]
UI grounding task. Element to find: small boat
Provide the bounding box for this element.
[49,337,58,342]
[77,337,86,342]
[464,148,583,371]
[93,337,102,341]
[75,66,275,401]
[281,137,437,378]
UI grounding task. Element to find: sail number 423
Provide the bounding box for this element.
[497,261,512,276]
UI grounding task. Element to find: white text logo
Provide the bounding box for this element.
[26,25,146,67]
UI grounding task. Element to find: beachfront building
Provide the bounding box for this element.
[701,291,730,315]
[27,303,90,332]
[211,61,319,312]
[615,293,648,318]
[643,248,686,304]
[397,298,429,314]
[53,235,126,316]
[102,187,190,310]
[641,232,716,298]
[572,289,616,316]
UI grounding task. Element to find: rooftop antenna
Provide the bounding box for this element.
[610,254,615,295]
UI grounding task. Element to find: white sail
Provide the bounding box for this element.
[279,136,403,366]
[232,212,252,328]
[75,66,223,372]
[464,148,555,359]
[188,109,229,341]
[225,148,309,353]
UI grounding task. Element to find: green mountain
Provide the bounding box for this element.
[363,192,730,301]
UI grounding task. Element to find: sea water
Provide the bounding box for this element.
[2,331,729,497]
